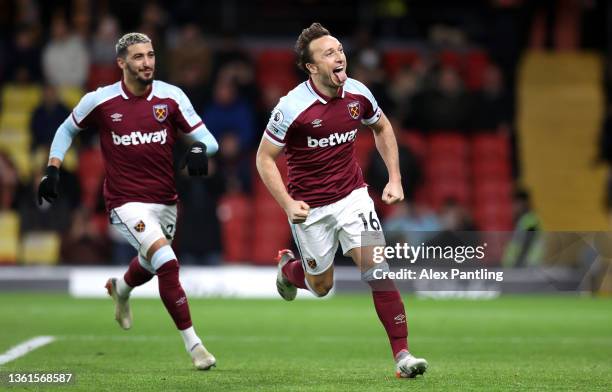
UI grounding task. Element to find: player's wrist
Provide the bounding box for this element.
[279,196,295,211]
[45,165,60,179]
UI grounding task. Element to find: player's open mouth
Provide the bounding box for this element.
[332,66,347,84]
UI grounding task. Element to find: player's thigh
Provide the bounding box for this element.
[290,217,338,277]
[337,188,385,270]
[110,202,167,259]
[155,204,177,243]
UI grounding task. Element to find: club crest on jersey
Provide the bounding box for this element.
[347,101,360,119]
[152,104,168,122]
[134,220,146,233]
[306,258,317,269]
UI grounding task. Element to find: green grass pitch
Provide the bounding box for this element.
[1,293,611,391]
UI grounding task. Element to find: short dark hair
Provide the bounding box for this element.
[295,22,330,74]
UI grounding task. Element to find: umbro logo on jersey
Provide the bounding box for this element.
[110,113,123,122]
[311,119,323,128]
[394,314,406,324]
[307,129,357,148]
[112,129,168,146]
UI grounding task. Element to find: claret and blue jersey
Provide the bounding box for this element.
[50,79,214,210]
[264,77,382,207]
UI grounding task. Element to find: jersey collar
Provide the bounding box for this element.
[120,79,155,101]
[307,78,345,104]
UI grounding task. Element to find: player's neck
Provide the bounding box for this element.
[310,76,340,99]
[123,77,151,97]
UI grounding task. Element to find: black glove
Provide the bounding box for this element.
[38,166,60,205]
[182,141,208,176]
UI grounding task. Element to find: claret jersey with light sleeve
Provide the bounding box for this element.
[264,78,382,207]
[71,80,205,210]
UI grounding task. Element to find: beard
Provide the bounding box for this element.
[126,62,154,85]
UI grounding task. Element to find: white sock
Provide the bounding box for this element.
[115,277,133,298]
[180,326,203,352]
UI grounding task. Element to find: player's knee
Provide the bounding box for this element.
[311,281,333,297]
[144,237,170,261]
[148,244,178,272]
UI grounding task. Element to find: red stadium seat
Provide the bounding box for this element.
[218,193,252,262]
[428,132,469,158]
[465,50,489,91]
[354,131,376,169]
[428,179,471,210]
[400,130,427,160]
[256,50,299,93]
[438,50,463,70]
[383,50,421,78]
[473,180,513,203]
[251,196,291,264]
[426,156,469,180]
[87,64,122,90]
[78,147,105,209]
[473,201,513,231]
[471,133,511,161]
[472,159,511,180]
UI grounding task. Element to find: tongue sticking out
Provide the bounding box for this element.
[334,69,347,84]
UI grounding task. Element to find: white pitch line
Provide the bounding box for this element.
[0,336,56,365]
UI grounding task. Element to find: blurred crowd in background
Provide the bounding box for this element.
[0,0,608,266]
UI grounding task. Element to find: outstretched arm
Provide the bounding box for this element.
[369,112,404,205]
[39,116,82,205]
[48,116,81,167]
[256,137,310,223]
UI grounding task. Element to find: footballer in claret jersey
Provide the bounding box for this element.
[38,32,218,371]
[256,23,428,378]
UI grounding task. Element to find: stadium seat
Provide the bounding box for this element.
[383,50,421,78]
[87,64,122,90]
[20,231,61,265]
[428,132,469,158]
[256,49,299,93]
[473,202,514,231]
[425,156,469,180]
[473,180,513,202]
[58,86,84,108]
[428,179,471,210]
[78,147,105,209]
[0,111,30,132]
[0,211,19,264]
[354,131,376,168]
[1,84,42,113]
[252,196,291,264]
[471,159,511,180]
[438,50,463,70]
[400,130,427,160]
[472,177,513,232]
[218,193,252,262]
[471,133,511,161]
[465,50,489,91]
